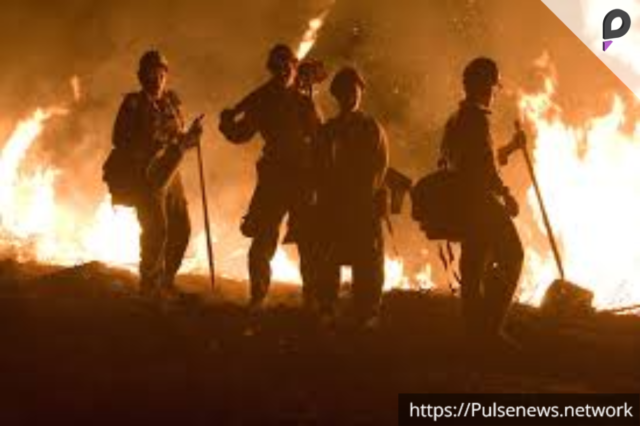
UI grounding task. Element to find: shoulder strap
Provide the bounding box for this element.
[111,92,145,151]
[439,112,460,170]
[163,90,185,131]
[438,241,461,295]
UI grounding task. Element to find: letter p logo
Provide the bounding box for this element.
[603,9,632,51]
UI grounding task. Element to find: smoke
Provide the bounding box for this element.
[0,0,633,282]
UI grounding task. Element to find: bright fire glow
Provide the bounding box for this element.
[296,9,330,60]
[1,108,67,245]
[0,101,434,292]
[6,64,639,311]
[517,71,640,310]
[0,107,142,269]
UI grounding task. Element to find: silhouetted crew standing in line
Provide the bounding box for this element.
[314,67,389,325]
[440,57,524,346]
[218,44,322,310]
[110,50,203,299]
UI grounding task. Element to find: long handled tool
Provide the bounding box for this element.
[519,130,565,280]
[196,135,216,292]
[500,122,595,314]
[500,121,565,279]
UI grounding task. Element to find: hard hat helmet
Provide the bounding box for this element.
[463,57,500,92]
[330,66,365,98]
[266,44,297,73]
[139,50,169,74]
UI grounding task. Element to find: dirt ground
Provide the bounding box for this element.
[0,260,638,425]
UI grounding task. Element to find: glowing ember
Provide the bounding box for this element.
[517,71,640,310]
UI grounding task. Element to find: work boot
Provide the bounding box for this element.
[154,275,192,303]
[139,278,161,299]
[158,285,187,302]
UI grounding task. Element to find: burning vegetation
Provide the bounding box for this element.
[1,2,640,423]
[0,0,638,313]
[2,64,639,312]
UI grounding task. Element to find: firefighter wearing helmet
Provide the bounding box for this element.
[218,43,322,311]
[439,57,524,349]
[106,49,203,299]
[312,66,389,326]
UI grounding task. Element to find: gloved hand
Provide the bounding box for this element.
[503,191,520,218]
[181,115,204,151]
[219,108,236,124]
[219,108,240,136]
[220,107,240,130]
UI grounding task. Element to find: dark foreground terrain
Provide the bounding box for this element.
[0,260,638,425]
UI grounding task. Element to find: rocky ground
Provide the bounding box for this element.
[0,260,638,425]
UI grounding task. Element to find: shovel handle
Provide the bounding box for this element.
[196,141,216,291]
[516,121,565,280]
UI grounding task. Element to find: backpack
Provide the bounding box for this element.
[102,91,185,206]
[410,169,466,242]
[102,93,147,207]
[102,146,146,207]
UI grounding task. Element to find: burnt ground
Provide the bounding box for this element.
[0,260,639,425]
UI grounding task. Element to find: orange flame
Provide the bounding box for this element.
[0,104,432,291]
[296,8,331,60]
[517,71,640,310]
[5,65,639,310]
[0,106,145,268]
[1,108,67,248]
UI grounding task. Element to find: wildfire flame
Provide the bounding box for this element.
[11,62,640,310]
[0,96,433,292]
[0,108,67,243]
[0,106,143,268]
[517,70,640,310]
[296,8,331,60]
